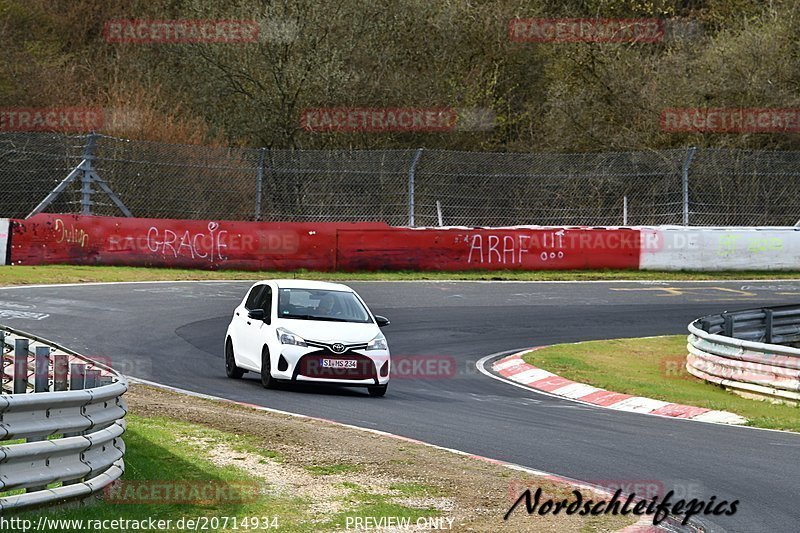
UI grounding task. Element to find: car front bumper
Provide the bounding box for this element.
[274,345,390,386]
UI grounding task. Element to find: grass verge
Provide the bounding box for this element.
[1,264,800,285]
[522,336,800,432]
[13,384,637,532]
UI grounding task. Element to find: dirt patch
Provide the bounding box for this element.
[126,383,638,532]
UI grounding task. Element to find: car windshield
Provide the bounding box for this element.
[277,288,372,323]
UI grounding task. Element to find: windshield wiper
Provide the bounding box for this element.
[281,313,356,322]
[281,313,313,320]
[309,316,353,322]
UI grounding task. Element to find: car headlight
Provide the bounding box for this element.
[277,327,307,347]
[366,333,388,351]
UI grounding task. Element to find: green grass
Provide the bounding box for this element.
[522,336,800,432]
[16,414,309,532]
[169,422,285,464]
[2,264,800,285]
[5,413,453,532]
[320,483,441,531]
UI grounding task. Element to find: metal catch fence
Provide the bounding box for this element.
[2,132,800,226]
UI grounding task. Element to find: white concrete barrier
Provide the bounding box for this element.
[641,226,800,270]
[0,219,8,266]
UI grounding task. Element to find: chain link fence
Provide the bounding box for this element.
[1,132,799,226]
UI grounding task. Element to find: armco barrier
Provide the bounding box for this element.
[687,306,800,404]
[0,325,127,511]
[8,214,641,271]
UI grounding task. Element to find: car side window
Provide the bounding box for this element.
[257,286,272,317]
[244,285,265,310]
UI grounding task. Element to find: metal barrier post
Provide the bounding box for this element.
[65,363,87,447]
[85,368,100,389]
[29,345,52,491]
[34,346,50,393]
[14,338,29,394]
[765,308,774,344]
[53,353,68,391]
[70,363,86,391]
[723,313,734,337]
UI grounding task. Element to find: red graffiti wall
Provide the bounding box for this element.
[9,215,641,271]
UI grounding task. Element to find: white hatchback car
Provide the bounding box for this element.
[225,280,391,396]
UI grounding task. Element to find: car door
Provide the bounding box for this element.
[234,284,266,369]
[241,284,273,370]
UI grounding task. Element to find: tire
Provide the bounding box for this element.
[225,338,244,379]
[368,384,387,397]
[261,346,277,389]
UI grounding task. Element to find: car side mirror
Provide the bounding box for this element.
[375,315,390,327]
[248,309,266,322]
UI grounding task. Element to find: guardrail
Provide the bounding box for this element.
[687,305,800,404]
[0,325,127,511]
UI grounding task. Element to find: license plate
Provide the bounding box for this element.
[321,359,357,369]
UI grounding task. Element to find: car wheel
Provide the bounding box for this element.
[368,384,387,397]
[261,346,277,389]
[225,338,244,379]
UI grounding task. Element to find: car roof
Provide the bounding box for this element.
[267,279,354,292]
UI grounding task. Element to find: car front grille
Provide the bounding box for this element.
[294,350,377,382]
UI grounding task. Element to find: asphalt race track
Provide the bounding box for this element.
[2,280,799,532]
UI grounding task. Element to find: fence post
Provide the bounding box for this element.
[408,148,423,227]
[623,195,628,225]
[682,146,697,226]
[81,132,98,216]
[14,338,29,394]
[255,147,266,221]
